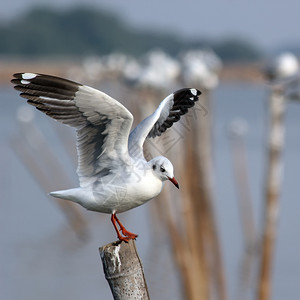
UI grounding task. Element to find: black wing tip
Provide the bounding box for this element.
[11,72,81,86]
[11,72,81,100]
[11,72,40,85]
[188,88,202,96]
[12,72,39,79]
[172,88,202,108]
[173,87,202,101]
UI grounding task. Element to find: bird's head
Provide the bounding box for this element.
[150,156,179,189]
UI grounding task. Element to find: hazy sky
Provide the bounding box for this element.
[1,0,300,51]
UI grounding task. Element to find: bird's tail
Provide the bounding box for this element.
[49,188,83,203]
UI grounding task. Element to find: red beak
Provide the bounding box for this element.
[168,176,179,189]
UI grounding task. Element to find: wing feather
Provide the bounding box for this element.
[147,88,201,138]
[129,88,201,158]
[12,73,133,187]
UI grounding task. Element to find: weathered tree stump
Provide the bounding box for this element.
[99,240,150,300]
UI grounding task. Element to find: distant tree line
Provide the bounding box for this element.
[0,7,262,62]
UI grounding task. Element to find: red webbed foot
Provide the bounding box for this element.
[111,213,138,242]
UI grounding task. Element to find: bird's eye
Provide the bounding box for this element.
[152,165,156,170]
[160,166,165,172]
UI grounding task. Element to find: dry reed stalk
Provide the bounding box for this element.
[149,90,227,300]
[228,120,257,299]
[11,135,88,238]
[229,129,256,248]
[152,148,209,300]
[51,122,78,167]
[257,87,285,300]
[157,184,206,300]
[12,115,88,238]
[191,90,227,300]
[183,130,210,299]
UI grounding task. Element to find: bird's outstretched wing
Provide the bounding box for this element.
[129,88,201,158]
[12,73,133,187]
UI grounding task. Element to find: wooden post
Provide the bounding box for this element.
[99,240,150,300]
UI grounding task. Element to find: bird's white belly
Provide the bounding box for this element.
[84,172,163,214]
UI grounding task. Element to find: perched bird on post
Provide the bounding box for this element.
[12,73,201,242]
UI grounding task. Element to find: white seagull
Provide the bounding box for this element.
[12,73,201,242]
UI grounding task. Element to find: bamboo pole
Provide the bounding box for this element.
[257,87,286,300]
[99,240,150,300]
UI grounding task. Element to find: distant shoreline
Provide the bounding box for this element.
[0,60,264,85]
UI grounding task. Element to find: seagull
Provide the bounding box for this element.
[11,73,201,242]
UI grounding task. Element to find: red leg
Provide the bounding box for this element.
[110,213,138,242]
[114,214,138,239]
[111,214,130,242]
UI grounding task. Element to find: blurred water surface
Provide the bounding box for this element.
[1,81,300,299]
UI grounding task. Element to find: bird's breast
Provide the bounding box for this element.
[128,173,163,200]
[88,169,163,214]
[114,171,163,213]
